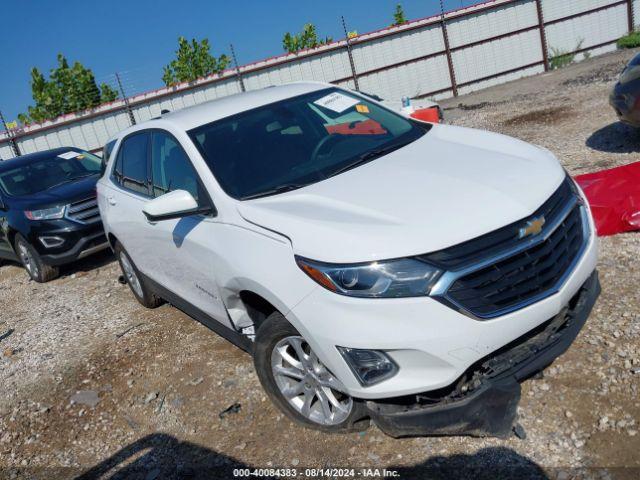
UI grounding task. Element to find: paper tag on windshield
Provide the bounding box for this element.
[314,92,359,113]
[58,151,80,160]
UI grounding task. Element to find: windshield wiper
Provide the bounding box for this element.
[241,183,306,200]
[328,141,411,178]
[44,173,98,191]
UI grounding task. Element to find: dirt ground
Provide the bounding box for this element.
[1,48,639,480]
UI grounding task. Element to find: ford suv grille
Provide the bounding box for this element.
[66,196,101,224]
[425,177,588,319]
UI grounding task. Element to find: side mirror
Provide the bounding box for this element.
[142,190,211,222]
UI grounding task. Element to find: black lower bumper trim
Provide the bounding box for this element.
[366,270,601,438]
[41,231,108,266]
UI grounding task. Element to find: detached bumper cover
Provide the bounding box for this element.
[366,270,600,438]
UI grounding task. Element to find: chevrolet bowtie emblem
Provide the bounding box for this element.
[519,216,546,239]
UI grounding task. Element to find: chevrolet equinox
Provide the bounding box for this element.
[97,83,600,437]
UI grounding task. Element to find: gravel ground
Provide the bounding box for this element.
[1,48,639,479]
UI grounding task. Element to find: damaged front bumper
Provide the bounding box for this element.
[365,270,601,438]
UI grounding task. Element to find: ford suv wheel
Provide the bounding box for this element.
[254,312,368,432]
[15,234,59,283]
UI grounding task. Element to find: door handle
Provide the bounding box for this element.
[107,196,117,206]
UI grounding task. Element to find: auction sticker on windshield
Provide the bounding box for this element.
[314,92,359,113]
[58,151,82,160]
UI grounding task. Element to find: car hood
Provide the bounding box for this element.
[9,175,99,210]
[237,124,565,263]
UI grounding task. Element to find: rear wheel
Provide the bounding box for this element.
[15,234,59,283]
[254,312,368,432]
[114,242,163,308]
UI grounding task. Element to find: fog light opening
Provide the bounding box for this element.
[39,236,65,248]
[337,347,398,386]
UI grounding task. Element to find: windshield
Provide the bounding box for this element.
[188,88,427,200]
[0,150,101,196]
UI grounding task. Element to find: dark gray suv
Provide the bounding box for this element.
[610,53,640,127]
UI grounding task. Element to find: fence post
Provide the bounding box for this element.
[115,73,136,126]
[341,16,360,91]
[535,0,550,71]
[230,43,246,92]
[628,0,635,32]
[439,3,458,97]
[0,110,21,157]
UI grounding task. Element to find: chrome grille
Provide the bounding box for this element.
[426,177,589,319]
[66,196,101,224]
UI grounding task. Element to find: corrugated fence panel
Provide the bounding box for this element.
[352,24,445,74]
[458,64,545,95]
[243,50,353,91]
[634,0,640,25]
[541,0,619,22]
[544,2,628,53]
[0,143,13,160]
[452,29,543,83]
[447,0,537,48]
[354,54,452,100]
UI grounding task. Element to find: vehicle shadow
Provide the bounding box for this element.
[62,433,549,480]
[73,433,262,480]
[586,121,640,153]
[59,249,115,277]
[0,249,115,280]
[394,446,549,479]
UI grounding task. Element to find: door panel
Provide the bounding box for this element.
[143,130,229,326]
[145,215,230,326]
[102,131,155,275]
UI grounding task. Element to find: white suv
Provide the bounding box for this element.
[97,83,599,437]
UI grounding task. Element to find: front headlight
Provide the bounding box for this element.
[296,256,442,298]
[620,65,640,85]
[24,205,66,220]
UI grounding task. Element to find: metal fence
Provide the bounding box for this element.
[0,0,634,160]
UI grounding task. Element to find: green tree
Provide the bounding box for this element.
[282,24,333,54]
[392,4,407,26]
[18,54,118,124]
[162,37,230,86]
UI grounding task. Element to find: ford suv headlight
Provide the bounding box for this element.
[24,205,66,220]
[296,256,442,298]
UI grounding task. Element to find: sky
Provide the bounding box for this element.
[0,0,477,122]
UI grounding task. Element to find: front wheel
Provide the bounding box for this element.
[15,234,59,283]
[254,312,368,432]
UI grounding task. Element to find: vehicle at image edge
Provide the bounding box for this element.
[360,91,444,122]
[97,82,600,437]
[0,147,108,282]
[610,52,640,127]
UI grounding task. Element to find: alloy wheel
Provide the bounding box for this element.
[119,252,143,298]
[271,336,353,426]
[18,242,38,278]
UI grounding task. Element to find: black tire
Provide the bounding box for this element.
[14,234,59,283]
[254,311,369,433]
[114,242,163,308]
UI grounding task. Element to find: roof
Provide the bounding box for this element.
[159,82,330,132]
[0,147,83,172]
